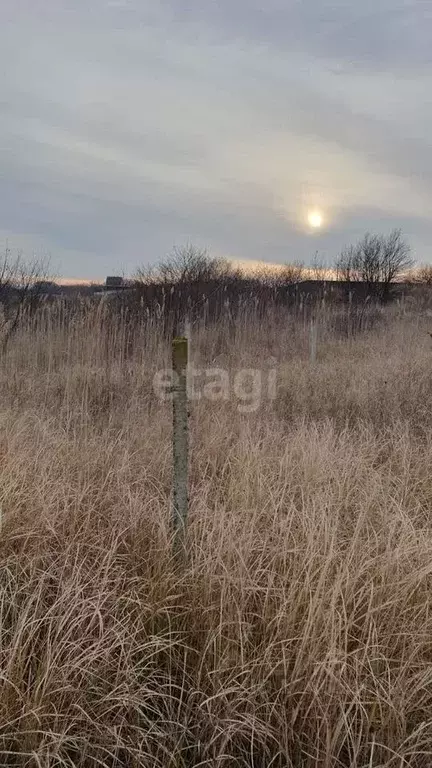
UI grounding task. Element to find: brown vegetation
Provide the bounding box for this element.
[0,295,431,765]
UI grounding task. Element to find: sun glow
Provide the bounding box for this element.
[308,210,323,229]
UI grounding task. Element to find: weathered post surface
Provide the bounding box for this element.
[310,319,317,364]
[172,336,189,556]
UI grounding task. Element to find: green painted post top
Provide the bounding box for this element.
[172,337,188,369]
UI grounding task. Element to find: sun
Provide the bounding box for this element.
[307,210,323,229]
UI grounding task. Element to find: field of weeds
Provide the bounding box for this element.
[1,299,432,766]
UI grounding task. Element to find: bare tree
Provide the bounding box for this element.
[279,261,305,285]
[248,263,275,286]
[134,264,158,286]
[334,245,359,282]
[150,244,235,285]
[407,264,432,285]
[251,261,304,288]
[0,248,52,352]
[311,252,328,281]
[334,230,413,300]
[356,233,382,286]
[380,229,413,291]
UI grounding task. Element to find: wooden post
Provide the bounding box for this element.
[183,315,191,342]
[172,336,189,556]
[310,319,317,364]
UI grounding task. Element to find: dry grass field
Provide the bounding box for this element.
[1,298,432,766]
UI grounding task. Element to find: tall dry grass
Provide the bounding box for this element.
[0,297,432,765]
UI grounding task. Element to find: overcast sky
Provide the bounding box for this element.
[1,0,431,279]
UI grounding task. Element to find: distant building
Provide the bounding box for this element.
[105,276,124,289]
[97,276,134,297]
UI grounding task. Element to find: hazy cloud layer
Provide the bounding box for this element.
[1,0,431,278]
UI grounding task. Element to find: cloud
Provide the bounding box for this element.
[160,0,432,74]
[0,0,431,277]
